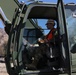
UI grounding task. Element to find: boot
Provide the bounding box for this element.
[25,55,40,70]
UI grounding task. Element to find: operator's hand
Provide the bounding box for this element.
[38,38,45,43]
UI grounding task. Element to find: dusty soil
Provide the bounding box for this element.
[0,58,8,75]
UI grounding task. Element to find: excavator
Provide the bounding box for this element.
[0,0,76,75]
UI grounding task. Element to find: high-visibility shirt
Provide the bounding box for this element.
[46,28,56,41]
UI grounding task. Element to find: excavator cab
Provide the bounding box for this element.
[1,0,75,75]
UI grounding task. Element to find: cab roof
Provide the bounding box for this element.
[26,3,57,20]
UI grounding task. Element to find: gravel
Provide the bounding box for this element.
[0,58,8,75]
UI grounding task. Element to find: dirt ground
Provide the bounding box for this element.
[0,58,8,75]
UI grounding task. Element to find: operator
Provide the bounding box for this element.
[25,19,57,69]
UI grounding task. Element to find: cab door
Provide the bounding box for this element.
[65,4,76,73]
[57,0,71,75]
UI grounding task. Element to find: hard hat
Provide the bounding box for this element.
[46,19,55,25]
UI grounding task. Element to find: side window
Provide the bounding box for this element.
[65,6,76,50]
[23,29,36,44]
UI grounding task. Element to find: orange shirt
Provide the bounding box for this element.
[46,28,56,41]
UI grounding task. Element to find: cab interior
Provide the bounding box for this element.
[21,4,64,73]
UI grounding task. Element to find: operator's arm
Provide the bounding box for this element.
[38,28,57,44]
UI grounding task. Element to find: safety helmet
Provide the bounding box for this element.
[46,19,55,25]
